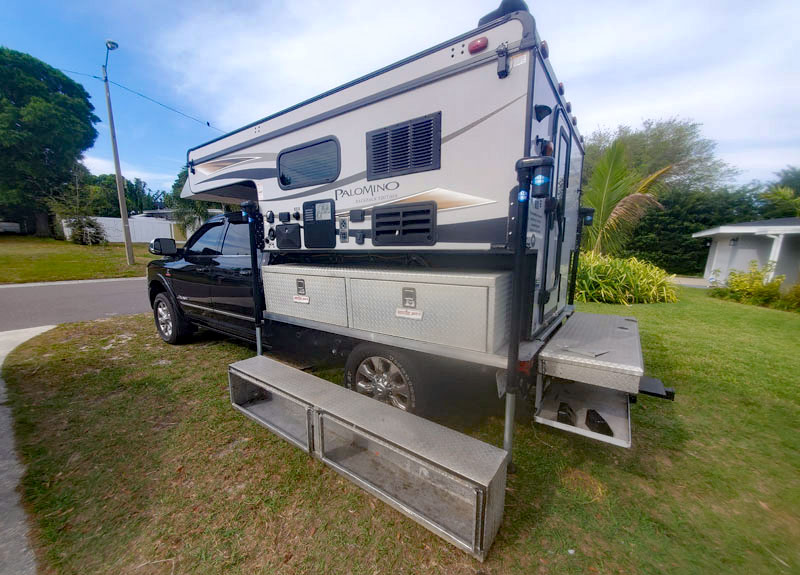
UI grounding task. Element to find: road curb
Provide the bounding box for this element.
[0,325,56,575]
[0,277,147,289]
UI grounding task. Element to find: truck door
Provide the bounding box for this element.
[210,220,257,330]
[540,112,570,323]
[170,220,225,319]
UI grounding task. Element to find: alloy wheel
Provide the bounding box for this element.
[354,355,411,410]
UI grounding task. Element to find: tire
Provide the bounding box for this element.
[153,292,190,344]
[344,343,431,415]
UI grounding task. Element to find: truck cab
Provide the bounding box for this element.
[147,214,263,343]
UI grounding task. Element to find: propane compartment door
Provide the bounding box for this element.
[350,279,489,352]
[534,380,631,448]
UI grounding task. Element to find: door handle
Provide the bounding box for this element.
[239,269,252,276]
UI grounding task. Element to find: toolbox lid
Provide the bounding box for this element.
[263,263,511,288]
[230,354,509,484]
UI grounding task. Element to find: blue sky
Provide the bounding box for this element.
[3,0,799,191]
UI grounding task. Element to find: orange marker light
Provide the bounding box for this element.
[468,36,489,54]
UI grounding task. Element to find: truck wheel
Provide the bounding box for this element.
[344,344,429,415]
[153,293,190,344]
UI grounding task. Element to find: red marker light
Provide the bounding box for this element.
[540,40,549,59]
[468,36,488,54]
[558,82,565,95]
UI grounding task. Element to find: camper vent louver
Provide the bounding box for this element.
[366,112,441,181]
[371,201,437,246]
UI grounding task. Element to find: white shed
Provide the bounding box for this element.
[692,217,800,288]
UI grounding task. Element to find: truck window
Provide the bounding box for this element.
[222,222,251,255]
[186,222,224,255]
[277,137,340,190]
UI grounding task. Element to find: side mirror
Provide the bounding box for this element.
[149,237,178,256]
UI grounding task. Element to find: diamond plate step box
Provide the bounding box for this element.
[229,355,508,561]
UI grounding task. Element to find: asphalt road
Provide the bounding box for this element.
[0,278,151,331]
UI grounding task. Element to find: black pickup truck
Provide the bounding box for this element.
[146,214,442,414]
[146,213,262,344]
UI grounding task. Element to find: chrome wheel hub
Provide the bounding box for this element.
[156,301,173,338]
[355,356,411,411]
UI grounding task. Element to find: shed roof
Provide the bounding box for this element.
[692,217,800,238]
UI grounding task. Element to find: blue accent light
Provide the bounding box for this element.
[533,174,550,186]
[518,189,529,202]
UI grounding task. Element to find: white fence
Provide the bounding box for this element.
[62,216,180,243]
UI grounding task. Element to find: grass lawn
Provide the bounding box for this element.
[3,288,798,574]
[0,236,157,283]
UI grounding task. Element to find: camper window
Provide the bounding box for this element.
[277,137,340,190]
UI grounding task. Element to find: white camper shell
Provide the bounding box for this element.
[181,6,672,561]
[184,10,580,338]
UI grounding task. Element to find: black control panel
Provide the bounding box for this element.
[302,199,336,248]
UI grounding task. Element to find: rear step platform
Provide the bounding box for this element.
[535,312,646,448]
[539,312,644,394]
[229,355,508,561]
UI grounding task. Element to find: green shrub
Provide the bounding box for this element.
[711,261,799,312]
[67,216,107,245]
[773,284,800,312]
[575,251,678,304]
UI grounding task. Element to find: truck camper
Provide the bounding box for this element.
[158,0,674,560]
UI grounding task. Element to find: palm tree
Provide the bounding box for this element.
[166,167,213,235]
[581,141,670,254]
[759,185,800,218]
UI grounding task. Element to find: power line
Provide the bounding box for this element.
[59,68,225,133]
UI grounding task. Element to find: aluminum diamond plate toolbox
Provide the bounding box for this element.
[229,354,508,561]
[262,269,347,327]
[261,264,512,353]
[538,312,644,394]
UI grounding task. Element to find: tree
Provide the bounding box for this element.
[49,169,157,221]
[125,178,156,215]
[582,118,736,191]
[165,168,212,234]
[758,166,800,219]
[775,166,800,193]
[759,185,800,219]
[581,141,670,254]
[0,48,98,234]
[624,185,763,275]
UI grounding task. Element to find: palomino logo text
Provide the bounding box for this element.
[335,181,399,200]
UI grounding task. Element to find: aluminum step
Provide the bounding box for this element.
[538,312,644,394]
[229,355,508,561]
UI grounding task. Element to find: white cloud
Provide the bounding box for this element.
[718,145,799,183]
[152,0,487,130]
[134,0,799,183]
[82,155,175,190]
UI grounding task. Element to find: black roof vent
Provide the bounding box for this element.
[367,112,441,181]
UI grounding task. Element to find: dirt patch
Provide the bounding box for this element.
[559,468,606,502]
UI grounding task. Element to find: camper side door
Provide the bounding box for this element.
[540,112,571,322]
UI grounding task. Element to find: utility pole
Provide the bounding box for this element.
[102,40,135,264]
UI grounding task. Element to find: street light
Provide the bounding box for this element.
[102,39,135,265]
